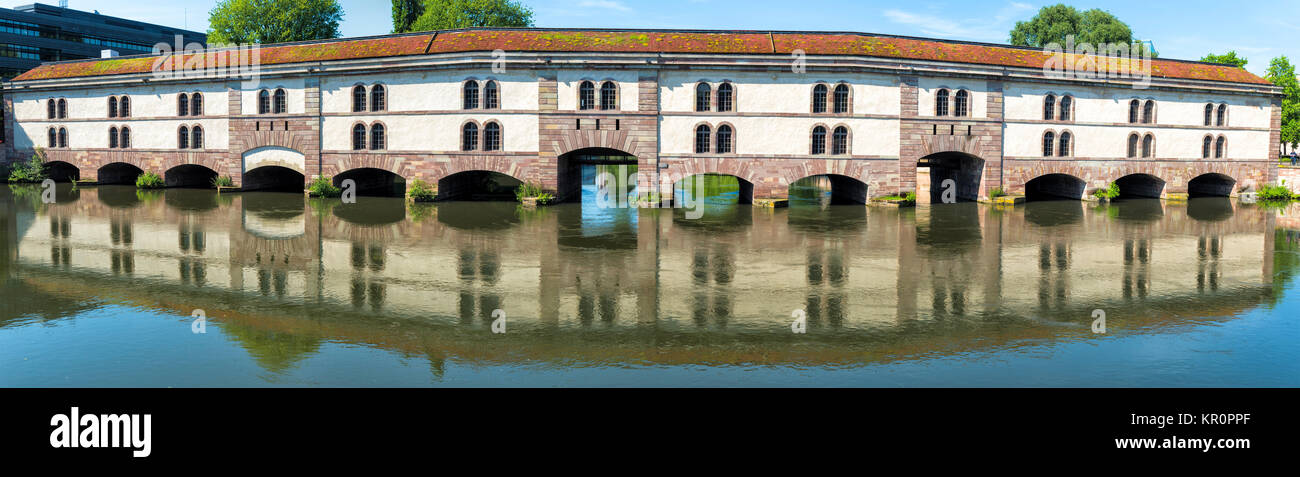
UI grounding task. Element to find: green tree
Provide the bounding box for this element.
[1010,4,1153,56]
[393,0,425,33]
[408,0,534,32]
[1265,56,1300,153]
[1202,51,1248,68]
[208,0,343,45]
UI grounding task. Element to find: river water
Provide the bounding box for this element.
[2,175,1298,387]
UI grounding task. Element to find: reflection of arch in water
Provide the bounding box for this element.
[1188,173,1236,198]
[331,198,407,226]
[241,192,306,239]
[164,188,220,212]
[787,201,867,234]
[673,173,753,205]
[97,162,143,185]
[918,152,984,203]
[1025,173,1086,201]
[1115,173,1166,199]
[165,164,219,189]
[435,201,521,231]
[1111,197,1165,223]
[1024,200,1085,227]
[335,168,406,198]
[789,174,869,206]
[96,185,143,209]
[43,161,80,182]
[916,202,982,248]
[1187,197,1235,222]
[437,171,523,201]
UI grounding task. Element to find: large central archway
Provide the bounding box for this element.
[242,146,306,192]
[558,147,639,203]
[917,152,985,204]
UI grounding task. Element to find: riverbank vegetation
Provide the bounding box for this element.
[135,171,164,189]
[408,179,437,202]
[1093,182,1120,200]
[308,176,341,198]
[515,182,554,205]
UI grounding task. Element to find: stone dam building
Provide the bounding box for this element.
[0,28,1285,204]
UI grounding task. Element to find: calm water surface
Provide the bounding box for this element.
[2,176,1299,387]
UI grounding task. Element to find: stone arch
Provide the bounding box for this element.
[44,160,80,182]
[242,146,305,175]
[242,147,306,192]
[1025,173,1087,201]
[97,162,144,185]
[1188,173,1237,198]
[1114,173,1166,199]
[557,147,638,203]
[334,167,406,198]
[789,173,868,205]
[672,172,754,205]
[918,151,986,204]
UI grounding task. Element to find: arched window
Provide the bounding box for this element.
[695,83,711,112]
[1043,94,1056,120]
[118,97,129,118]
[811,126,827,155]
[1042,131,1055,157]
[483,122,501,151]
[272,89,287,114]
[48,128,56,148]
[463,80,479,109]
[370,84,386,112]
[369,123,385,150]
[178,126,189,149]
[1216,104,1227,126]
[1204,104,1214,126]
[108,97,118,118]
[579,81,595,111]
[484,81,499,109]
[109,127,118,148]
[935,89,949,116]
[1059,95,1072,121]
[1202,135,1213,158]
[715,124,732,154]
[258,90,271,114]
[178,93,189,116]
[1058,131,1071,157]
[462,123,478,151]
[57,98,67,119]
[1142,134,1154,158]
[812,84,828,114]
[1127,133,1140,158]
[57,128,67,148]
[191,93,202,116]
[1142,100,1155,124]
[832,126,849,155]
[352,124,367,150]
[120,127,130,149]
[190,126,202,149]
[1129,99,1140,123]
[600,82,617,110]
[833,84,850,113]
[47,99,56,119]
[717,83,734,112]
[695,124,711,154]
[352,85,367,112]
[954,90,969,117]
[1215,136,1226,158]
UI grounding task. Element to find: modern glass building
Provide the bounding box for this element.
[0,2,205,80]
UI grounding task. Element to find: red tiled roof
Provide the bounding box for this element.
[8,29,1273,86]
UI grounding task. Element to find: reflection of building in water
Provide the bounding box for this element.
[3,186,1283,368]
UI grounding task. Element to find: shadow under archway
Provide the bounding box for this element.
[97,162,143,185]
[166,164,218,189]
[918,152,984,203]
[335,168,406,198]
[1116,173,1166,199]
[243,166,304,193]
[1188,173,1236,198]
[790,174,868,206]
[437,171,522,201]
[44,161,80,182]
[1025,173,1086,201]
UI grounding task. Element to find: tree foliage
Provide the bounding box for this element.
[1201,51,1248,68]
[407,0,534,32]
[1266,56,1300,150]
[393,0,425,34]
[1010,4,1153,56]
[208,0,343,45]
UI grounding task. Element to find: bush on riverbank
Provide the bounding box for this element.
[135,171,164,189]
[989,187,1007,198]
[211,176,235,188]
[408,179,436,202]
[1258,183,1296,201]
[6,149,48,183]
[308,176,341,198]
[515,182,554,205]
[1093,182,1120,200]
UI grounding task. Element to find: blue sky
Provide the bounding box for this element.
[4,0,1296,76]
